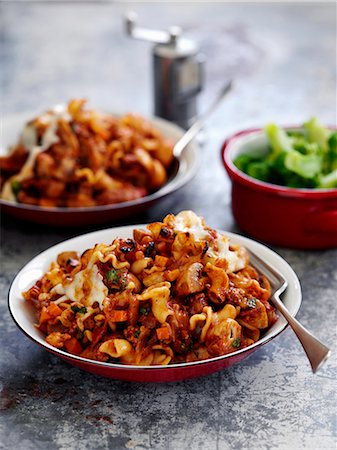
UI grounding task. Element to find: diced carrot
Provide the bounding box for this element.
[155,255,169,267]
[39,306,53,324]
[165,269,180,281]
[156,326,170,340]
[108,310,128,322]
[64,337,82,355]
[47,302,63,318]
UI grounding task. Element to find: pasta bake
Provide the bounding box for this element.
[1,100,174,207]
[23,211,278,365]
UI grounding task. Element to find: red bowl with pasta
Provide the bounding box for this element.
[8,217,302,382]
[222,128,337,249]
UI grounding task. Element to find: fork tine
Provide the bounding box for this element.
[248,249,288,295]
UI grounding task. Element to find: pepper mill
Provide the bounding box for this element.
[125,12,204,129]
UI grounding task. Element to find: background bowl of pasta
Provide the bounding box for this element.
[222,122,337,249]
[1,101,198,226]
[8,215,302,382]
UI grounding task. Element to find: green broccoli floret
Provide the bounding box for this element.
[303,117,329,152]
[233,154,256,172]
[233,119,336,189]
[284,151,322,179]
[264,123,293,159]
[246,161,272,182]
[327,132,337,171]
[318,170,337,188]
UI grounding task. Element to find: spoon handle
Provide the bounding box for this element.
[272,293,331,373]
[173,80,233,158]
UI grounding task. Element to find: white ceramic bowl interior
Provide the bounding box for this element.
[228,132,269,161]
[8,225,302,369]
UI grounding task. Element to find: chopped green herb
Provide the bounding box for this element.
[247,298,257,309]
[71,305,87,314]
[232,337,241,348]
[134,330,140,338]
[11,180,22,197]
[139,307,149,315]
[106,269,119,284]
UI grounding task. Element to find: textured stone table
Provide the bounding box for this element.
[1,3,336,450]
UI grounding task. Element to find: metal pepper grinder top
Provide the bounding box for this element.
[125,12,204,129]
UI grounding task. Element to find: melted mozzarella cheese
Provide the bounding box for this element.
[64,264,108,309]
[173,211,245,273]
[174,210,210,241]
[208,235,246,273]
[51,283,66,295]
[1,105,70,202]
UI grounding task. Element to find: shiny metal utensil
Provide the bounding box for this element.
[173,80,233,159]
[249,249,331,373]
[125,11,204,129]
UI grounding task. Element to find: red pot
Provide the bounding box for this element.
[222,129,337,249]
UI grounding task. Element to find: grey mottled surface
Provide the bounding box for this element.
[0,3,336,450]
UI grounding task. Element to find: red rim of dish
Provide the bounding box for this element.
[221,128,337,199]
[8,286,290,372]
